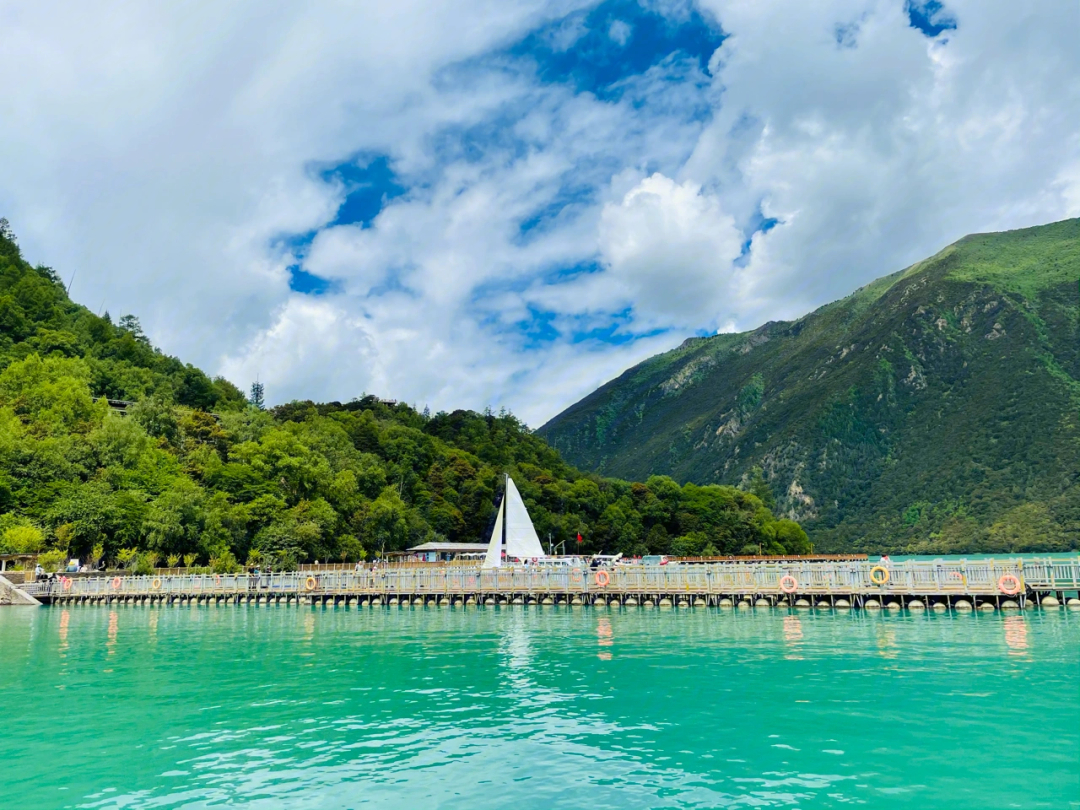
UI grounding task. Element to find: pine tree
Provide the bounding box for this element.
[747,466,776,511]
[118,314,148,343]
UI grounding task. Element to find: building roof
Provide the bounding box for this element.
[407,542,490,552]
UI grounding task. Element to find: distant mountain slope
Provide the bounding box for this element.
[538,218,1080,553]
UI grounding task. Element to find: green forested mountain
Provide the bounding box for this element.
[0,219,803,571]
[538,218,1080,554]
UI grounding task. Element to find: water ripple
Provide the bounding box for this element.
[0,607,1077,808]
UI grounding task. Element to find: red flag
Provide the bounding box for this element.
[576,533,583,544]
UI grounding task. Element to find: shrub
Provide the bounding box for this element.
[116,548,138,570]
[37,548,66,572]
[2,525,45,554]
[209,549,241,574]
[134,553,156,576]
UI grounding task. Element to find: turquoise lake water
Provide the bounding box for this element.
[1,605,1077,809]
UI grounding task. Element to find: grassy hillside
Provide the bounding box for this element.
[0,219,804,571]
[538,218,1080,554]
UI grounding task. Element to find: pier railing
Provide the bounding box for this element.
[25,557,1080,600]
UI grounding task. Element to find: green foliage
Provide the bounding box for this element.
[210,548,242,573]
[0,221,803,565]
[746,467,775,511]
[1,523,45,553]
[37,548,66,572]
[539,217,1080,554]
[773,520,810,554]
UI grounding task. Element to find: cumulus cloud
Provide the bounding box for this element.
[1,0,1077,426]
[689,0,1080,321]
[598,173,743,328]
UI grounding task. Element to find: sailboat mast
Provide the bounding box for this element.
[501,473,508,558]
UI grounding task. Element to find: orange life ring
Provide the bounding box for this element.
[151,578,162,591]
[595,570,610,587]
[305,576,317,592]
[779,574,798,594]
[111,577,122,590]
[998,574,1021,596]
[570,568,583,584]
[62,576,72,591]
[869,566,890,586]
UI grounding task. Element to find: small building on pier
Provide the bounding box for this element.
[0,554,36,574]
[406,542,490,562]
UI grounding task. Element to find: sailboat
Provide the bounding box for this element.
[482,475,547,567]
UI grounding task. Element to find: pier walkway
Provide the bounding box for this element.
[23,557,1080,610]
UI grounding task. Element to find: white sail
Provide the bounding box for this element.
[482,497,504,568]
[504,477,546,560]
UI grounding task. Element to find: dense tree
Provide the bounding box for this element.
[0,221,807,570]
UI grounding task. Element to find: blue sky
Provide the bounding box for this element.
[1,0,1077,425]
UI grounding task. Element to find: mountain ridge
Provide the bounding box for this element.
[538,217,1080,553]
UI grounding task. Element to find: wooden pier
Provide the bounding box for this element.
[22,557,1080,610]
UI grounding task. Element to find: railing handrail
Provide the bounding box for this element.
[27,557,1080,599]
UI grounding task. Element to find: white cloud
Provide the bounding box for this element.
[689,0,1080,321]
[1,0,1078,428]
[598,173,743,328]
[609,20,633,45]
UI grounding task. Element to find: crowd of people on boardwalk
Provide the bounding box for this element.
[34,560,98,582]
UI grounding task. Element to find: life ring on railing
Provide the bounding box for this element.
[61,576,72,591]
[111,577,122,590]
[305,576,317,592]
[570,568,583,584]
[998,574,1022,596]
[869,566,890,586]
[595,570,610,588]
[779,574,798,594]
[151,578,162,591]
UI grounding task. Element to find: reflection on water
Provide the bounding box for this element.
[597,617,613,660]
[782,615,803,660]
[58,609,69,654]
[500,616,534,696]
[106,610,117,657]
[1004,615,1028,657]
[0,606,1076,810]
[876,625,898,659]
